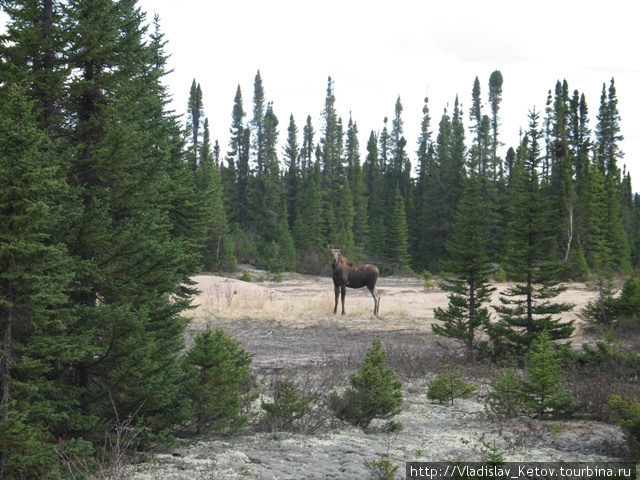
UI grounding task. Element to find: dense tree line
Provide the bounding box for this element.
[1,0,639,477]
[193,71,638,278]
[199,71,639,279]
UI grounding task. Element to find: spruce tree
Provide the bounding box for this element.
[422,110,452,270]
[488,70,504,180]
[0,0,68,135]
[62,0,204,437]
[432,176,495,351]
[410,95,435,272]
[547,80,576,264]
[520,331,576,418]
[186,79,204,170]
[330,180,356,256]
[427,364,477,406]
[300,115,315,175]
[292,166,325,258]
[596,78,624,181]
[1,2,208,469]
[345,117,369,253]
[604,174,631,272]
[330,335,402,428]
[389,96,411,197]
[469,76,483,141]
[181,328,253,434]
[386,187,411,267]
[223,85,248,228]
[251,70,266,173]
[0,85,79,478]
[422,101,465,271]
[363,131,386,260]
[581,164,619,325]
[196,118,236,272]
[491,109,575,355]
[283,114,300,229]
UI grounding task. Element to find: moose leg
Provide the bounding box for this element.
[368,286,380,316]
[340,285,346,315]
[333,285,340,314]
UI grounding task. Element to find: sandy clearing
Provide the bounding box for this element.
[128,272,627,480]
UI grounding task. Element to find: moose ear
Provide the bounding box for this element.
[328,243,333,250]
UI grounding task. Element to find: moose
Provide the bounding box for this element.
[328,244,380,316]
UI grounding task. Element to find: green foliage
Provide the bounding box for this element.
[617,274,640,319]
[481,444,506,466]
[569,245,590,281]
[292,172,325,255]
[488,369,525,418]
[433,177,495,351]
[181,328,254,434]
[491,122,576,354]
[490,333,578,419]
[606,395,640,454]
[572,339,640,379]
[422,270,436,288]
[493,265,507,282]
[427,364,477,406]
[0,404,61,480]
[260,379,311,432]
[195,127,237,272]
[520,331,577,418]
[363,456,400,480]
[580,274,618,327]
[230,223,258,264]
[581,273,640,328]
[386,186,411,267]
[330,336,402,428]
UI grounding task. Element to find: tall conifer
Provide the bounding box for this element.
[345,117,369,253]
[0,86,79,477]
[491,109,575,355]
[386,187,411,267]
[433,176,495,350]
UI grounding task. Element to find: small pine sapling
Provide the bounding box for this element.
[427,364,477,406]
[330,335,402,428]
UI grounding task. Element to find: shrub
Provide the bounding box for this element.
[616,274,640,321]
[569,245,590,282]
[607,394,640,455]
[260,379,311,432]
[422,269,436,289]
[481,444,506,465]
[488,369,525,418]
[330,335,402,428]
[363,456,399,480]
[181,328,254,434]
[295,247,330,276]
[493,265,507,282]
[520,331,577,419]
[427,364,477,406]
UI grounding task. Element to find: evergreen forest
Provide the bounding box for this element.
[1,1,639,477]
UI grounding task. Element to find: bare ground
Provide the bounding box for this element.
[129,269,628,480]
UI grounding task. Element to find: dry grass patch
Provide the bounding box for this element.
[188,275,412,325]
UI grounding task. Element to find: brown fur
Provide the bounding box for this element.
[328,244,380,315]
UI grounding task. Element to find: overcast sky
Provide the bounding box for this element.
[134,0,639,189]
[2,1,638,189]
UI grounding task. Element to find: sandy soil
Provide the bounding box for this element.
[129,269,627,480]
